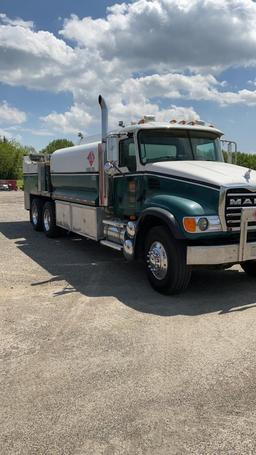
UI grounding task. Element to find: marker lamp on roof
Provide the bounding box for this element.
[138,115,156,124]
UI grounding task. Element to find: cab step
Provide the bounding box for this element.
[103,219,127,228]
[100,240,123,251]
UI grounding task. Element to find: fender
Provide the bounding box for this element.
[123,207,184,261]
[137,207,184,240]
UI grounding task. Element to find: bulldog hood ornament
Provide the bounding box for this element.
[244,168,252,181]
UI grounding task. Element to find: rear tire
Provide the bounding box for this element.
[30,198,43,231]
[241,261,256,277]
[42,201,60,238]
[144,226,191,295]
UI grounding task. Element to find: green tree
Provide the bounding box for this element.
[41,139,74,154]
[23,145,37,155]
[223,150,256,169]
[0,138,27,179]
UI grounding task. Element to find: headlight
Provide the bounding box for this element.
[183,216,222,233]
[197,217,209,231]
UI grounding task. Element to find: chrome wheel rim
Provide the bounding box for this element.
[32,205,38,225]
[43,209,51,231]
[147,241,168,280]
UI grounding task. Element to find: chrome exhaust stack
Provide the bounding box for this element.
[98,95,109,207]
[98,95,108,143]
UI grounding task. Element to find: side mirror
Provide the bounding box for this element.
[104,161,121,176]
[221,140,237,164]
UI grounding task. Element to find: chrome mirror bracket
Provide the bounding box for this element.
[104,161,124,177]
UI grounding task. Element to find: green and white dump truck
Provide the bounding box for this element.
[24,96,256,294]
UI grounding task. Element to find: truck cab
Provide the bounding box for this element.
[23,96,256,295]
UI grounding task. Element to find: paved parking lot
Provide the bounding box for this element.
[1,191,256,454]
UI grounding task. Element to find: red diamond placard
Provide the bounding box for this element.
[87,151,95,167]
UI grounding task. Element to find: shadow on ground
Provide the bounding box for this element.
[1,220,256,317]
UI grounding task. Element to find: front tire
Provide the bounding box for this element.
[42,201,59,238]
[241,261,256,277]
[144,226,191,295]
[30,198,43,231]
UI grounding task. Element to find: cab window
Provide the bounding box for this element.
[119,138,136,172]
[138,129,223,164]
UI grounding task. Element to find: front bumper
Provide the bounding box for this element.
[187,207,256,265]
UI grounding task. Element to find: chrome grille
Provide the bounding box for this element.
[225,189,256,231]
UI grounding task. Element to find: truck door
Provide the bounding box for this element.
[113,137,144,218]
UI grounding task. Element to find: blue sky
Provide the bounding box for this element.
[1,0,256,152]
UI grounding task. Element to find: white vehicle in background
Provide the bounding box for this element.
[0,183,10,191]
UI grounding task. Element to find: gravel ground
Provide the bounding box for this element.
[1,191,256,455]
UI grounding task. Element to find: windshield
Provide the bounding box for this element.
[139,129,223,164]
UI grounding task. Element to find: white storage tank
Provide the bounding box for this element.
[51,142,99,174]
[50,142,101,207]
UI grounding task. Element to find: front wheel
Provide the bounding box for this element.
[42,201,60,238]
[144,226,191,295]
[241,261,256,277]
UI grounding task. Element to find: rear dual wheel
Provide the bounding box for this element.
[30,199,59,238]
[144,226,191,295]
[42,201,60,238]
[30,198,43,231]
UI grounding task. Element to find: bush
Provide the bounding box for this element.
[223,150,256,169]
[41,139,74,154]
[0,139,27,180]
[17,179,24,190]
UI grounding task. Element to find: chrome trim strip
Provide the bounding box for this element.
[226,213,241,218]
[218,186,227,231]
[98,143,107,206]
[100,240,123,251]
[228,192,256,197]
[226,206,256,210]
[113,172,220,191]
[228,226,256,232]
[103,219,127,228]
[227,219,241,224]
[52,194,96,206]
[51,172,99,176]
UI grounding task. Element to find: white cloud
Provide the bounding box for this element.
[0,127,22,142]
[0,14,76,90]
[0,101,26,124]
[0,128,13,140]
[0,13,33,29]
[1,3,256,139]
[41,104,93,134]
[120,73,256,106]
[7,125,55,137]
[60,0,256,72]
[41,93,200,134]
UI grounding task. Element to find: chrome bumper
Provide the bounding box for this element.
[187,208,256,266]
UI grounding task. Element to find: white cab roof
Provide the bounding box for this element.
[109,122,223,137]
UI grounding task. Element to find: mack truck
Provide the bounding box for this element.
[23,95,256,294]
